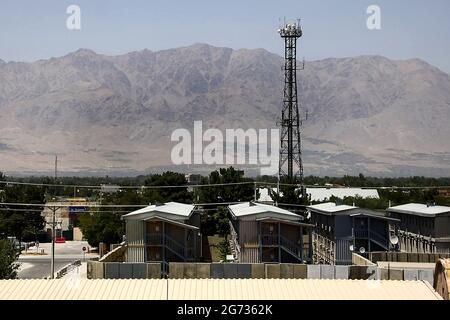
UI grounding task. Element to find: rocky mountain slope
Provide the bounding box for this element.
[0,44,449,176]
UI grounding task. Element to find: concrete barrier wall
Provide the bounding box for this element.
[87,261,161,279]
[352,253,376,266]
[167,263,434,282]
[87,261,435,282]
[87,261,105,279]
[169,263,359,280]
[99,242,127,263]
[370,252,450,263]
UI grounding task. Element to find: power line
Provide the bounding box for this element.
[0,208,131,213]
[0,202,147,208]
[1,179,450,190]
[0,180,255,189]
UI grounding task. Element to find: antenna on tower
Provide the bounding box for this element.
[277,18,305,190]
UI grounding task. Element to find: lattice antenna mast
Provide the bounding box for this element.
[277,20,304,184]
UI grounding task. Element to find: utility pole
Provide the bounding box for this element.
[50,205,57,279]
[55,155,58,181]
[50,155,58,279]
[48,204,61,279]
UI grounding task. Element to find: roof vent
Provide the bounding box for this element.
[155,202,164,207]
[426,202,435,207]
[249,201,257,206]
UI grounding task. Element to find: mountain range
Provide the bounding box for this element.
[0,43,449,176]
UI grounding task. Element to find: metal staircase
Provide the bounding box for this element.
[368,230,389,250]
[146,233,194,261]
[261,234,303,262]
[164,234,188,260]
[279,235,303,262]
[354,229,389,250]
[229,222,241,261]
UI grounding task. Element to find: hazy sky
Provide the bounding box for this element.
[1,0,450,72]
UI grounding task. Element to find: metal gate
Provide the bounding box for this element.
[335,239,352,265]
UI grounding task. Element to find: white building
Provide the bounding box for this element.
[257,187,379,204]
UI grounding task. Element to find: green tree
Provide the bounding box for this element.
[143,172,192,204]
[218,239,231,261]
[0,239,20,279]
[78,211,124,247]
[198,167,255,203]
[269,176,309,210]
[0,182,45,243]
[202,206,230,237]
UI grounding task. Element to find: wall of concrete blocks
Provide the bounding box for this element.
[87,261,161,279]
[369,252,450,263]
[168,263,385,280]
[168,263,434,284]
[98,242,127,263]
[87,261,434,284]
[352,253,376,266]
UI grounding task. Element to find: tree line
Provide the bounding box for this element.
[1,169,450,274]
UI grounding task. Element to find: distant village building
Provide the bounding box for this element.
[438,189,450,198]
[41,198,96,240]
[184,174,202,185]
[122,202,202,270]
[307,202,399,265]
[100,184,121,194]
[257,188,278,204]
[387,203,450,254]
[228,202,313,263]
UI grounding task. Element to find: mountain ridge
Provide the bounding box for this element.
[0,44,449,176]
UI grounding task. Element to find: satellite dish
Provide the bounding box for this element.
[359,247,366,254]
[349,245,354,252]
[390,235,399,245]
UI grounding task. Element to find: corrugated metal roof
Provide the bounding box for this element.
[123,202,195,219]
[0,279,167,300]
[228,202,300,219]
[308,202,357,213]
[388,203,450,217]
[0,279,441,300]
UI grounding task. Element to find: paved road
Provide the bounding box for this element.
[18,259,77,279]
[18,241,98,279]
